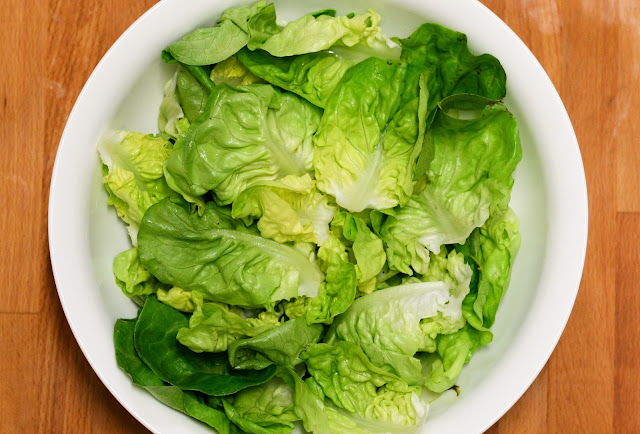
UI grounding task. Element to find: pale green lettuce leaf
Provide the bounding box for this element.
[138,199,324,308]
[381,103,521,274]
[417,250,473,352]
[302,341,428,430]
[421,323,493,393]
[231,174,336,244]
[222,377,297,434]
[326,281,459,385]
[163,1,271,65]
[211,54,264,86]
[313,57,428,212]
[458,207,521,330]
[237,49,353,108]
[158,70,190,138]
[331,211,386,283]
[253,8,399,58]
[237,8,401,108]
[113,247,167,297]
[306,249,357,325]
[177,292,282,353]
[164,84,322,205]
[279,235,357,325]
[175,65,211,122]
[98,130,182,243]
[157,287,196,312]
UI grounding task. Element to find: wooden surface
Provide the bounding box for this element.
[1,0,638,432]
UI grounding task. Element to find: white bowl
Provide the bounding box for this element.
[48,0,588,432]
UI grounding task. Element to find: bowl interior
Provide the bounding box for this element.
[50,0,586,432]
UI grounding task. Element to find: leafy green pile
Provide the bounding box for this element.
[99,2,521,432]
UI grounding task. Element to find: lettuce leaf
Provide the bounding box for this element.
[221,377,298,434]
[112,247,168,297]
[421,323,493,393]
[158,70,190,138]
[132,296,277,396]
[98,130,182,243]
[211,54,264,86]
[302,341,428,430]
[306,247,357,325]
[458,208,521,330]
[237,49,354,108]
[417,250,473,352]
[228,318,323,369]
[237,8,400,108]
[231,175,336,244]
[325,281,460,385]
[157,287,197,312]
[330,211,386,283]
[313,57,428,212]
[163,1,271,65]
[164,84,322,205]
[176,292,282,353]
[381,103,521,274]
[400,23,507,106]
[250,8,399,58]
[114,318,236,433]
[138,199,324,308]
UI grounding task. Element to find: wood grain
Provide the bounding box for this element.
[1,0,638,432]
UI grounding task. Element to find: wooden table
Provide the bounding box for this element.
[2,0,638,432]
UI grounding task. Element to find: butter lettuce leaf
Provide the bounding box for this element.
[164,84,322,205]
[251,8,399,58]
[177,292,282,353]
[132,296,277,396]
[422,323,493,393]
[211,54,264,86]
[400,23,507,105]
[228,318,323,369]
[302,341,428,430]
[98,130,182,243]
[326,281,458,385]
[113,247,168,297]
[231,175,336,244]
[458,208,521,330]
[114,317,236,433]
[237,49,353,108]
[313,57,428,212]
[306,248,357,325]
[331,211,386,283]
[222,377,297,434]
[138,199,324,308]
[417,250,473,353]
[163,1,271,65]
[237,8,400,108]
[381,103,521,274]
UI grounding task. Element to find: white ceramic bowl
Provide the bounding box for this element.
[48,0,588,432]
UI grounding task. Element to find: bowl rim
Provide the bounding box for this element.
[48,0,588,432]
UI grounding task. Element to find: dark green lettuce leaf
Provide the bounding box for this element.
[400,23,507,109]
[133,295,276,395]
[114,317,236,433]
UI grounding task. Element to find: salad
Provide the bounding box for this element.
[99,2,522,433]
